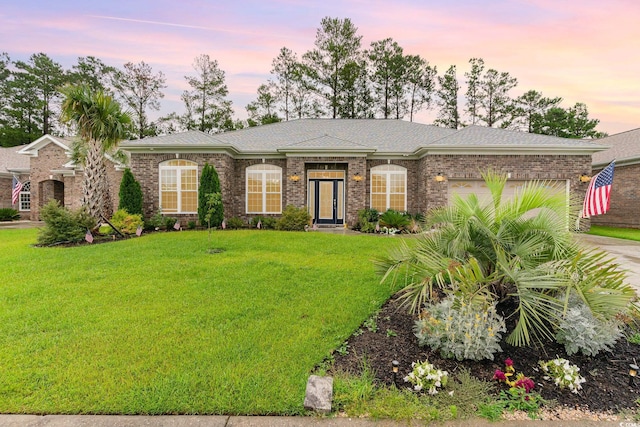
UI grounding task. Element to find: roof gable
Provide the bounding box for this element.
[18,134,72,157]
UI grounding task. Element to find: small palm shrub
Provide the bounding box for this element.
[275,205,311,231]
[414,294,506,361]
[378,209,410,231]
[555,296,623,356]
[108,209,143,234]
[37,200,96,245]
[376,170,636,348]
[354,208,379,233]
[0,208,20,221]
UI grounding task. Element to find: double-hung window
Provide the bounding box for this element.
[370,164,407,212]
[246,164,282,214]
[159,160,198,213]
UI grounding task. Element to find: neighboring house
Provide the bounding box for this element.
[591,128,640,229]
[9,135,124,221]
[120,119,606,227]
[0,144,30,217]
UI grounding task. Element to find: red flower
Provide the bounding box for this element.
[504,358,514,367]
[514,376,535,393]
[493,370,507,381]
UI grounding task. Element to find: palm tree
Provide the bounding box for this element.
[60,84,131,221]
[376,170,634,347]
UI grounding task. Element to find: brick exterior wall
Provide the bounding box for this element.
[27,143,123,220]
[129,152,593,228]
[591,163,640,229]
[419,154,592,223]
[130,153,235,224]
[0,173,30,219]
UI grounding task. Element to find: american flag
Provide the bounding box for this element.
[221,219,226,230]
[173,221,181,230]
[85,230,94,243]
[257,219,262,229]
[136,225,143,236]
[11,176,23,206]
[582,161,615,218]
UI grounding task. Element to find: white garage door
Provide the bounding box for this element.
[448,180,568,209]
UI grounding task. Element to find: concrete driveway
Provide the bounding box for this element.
[577,234,640,295]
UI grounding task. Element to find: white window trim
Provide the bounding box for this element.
[19,181,30,212]
[370,164,407,212]
[246,164,282,214]
[159,160,198,214]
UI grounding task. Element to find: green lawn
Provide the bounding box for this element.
[0,229,397,415]
[588,225,640,242]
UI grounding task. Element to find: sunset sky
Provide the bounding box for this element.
[3,0,639,135]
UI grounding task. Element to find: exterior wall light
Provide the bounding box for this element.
[579,174,591,183]
[392,360,400,387]
[630,364,638,386]
[352,174,363,182]
[435,173,446,182]
[289,174,301,182]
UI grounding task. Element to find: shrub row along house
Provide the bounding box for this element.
[3,118,632,227]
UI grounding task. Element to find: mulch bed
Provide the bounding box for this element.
[331,295,640,413]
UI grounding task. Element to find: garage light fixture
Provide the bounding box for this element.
[435,173,446,183]
[352,173,363,182]
[289,174,301,182]
[579,174,591,183]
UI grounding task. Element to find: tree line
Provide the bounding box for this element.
[0,16,605,148]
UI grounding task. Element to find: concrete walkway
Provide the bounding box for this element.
[577,233,640,294]
[0,415,624,426]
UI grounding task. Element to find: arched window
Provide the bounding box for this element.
[19,181,30,212]
[370,164,407,212]
[246,164,282,214]
[159,159,198,213]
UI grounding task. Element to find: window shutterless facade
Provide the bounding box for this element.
[246,164,282,214]
[370,164,407,212]
[159,159,198,213]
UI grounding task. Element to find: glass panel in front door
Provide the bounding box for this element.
[319,181,334,220]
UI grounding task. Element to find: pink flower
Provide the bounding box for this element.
[504,358,513,367]
[493,370,506,381]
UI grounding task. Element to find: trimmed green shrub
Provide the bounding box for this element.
[198,163,223,227]
[109,209,143,234]
[226,217,246,229]
[118,168,143,215]
[144,211,164,231]
[187,221,197,230]
[275,205,311,231]
[353,208,379,233]
[251,216,276,230]
[37,200,97,245]
[0,208,20,221]
[164,216,178,230]
[414,295,506,361]
[555,296,623,356]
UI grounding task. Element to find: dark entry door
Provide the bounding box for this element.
[309,179,344,225]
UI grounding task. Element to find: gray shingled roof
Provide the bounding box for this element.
[428,125,607,148]
[592,128,640,166]
[0,145,29,174]
[214,119,456,153]
[120,119,607,155]
[120,130,226,147]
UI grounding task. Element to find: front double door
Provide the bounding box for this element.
[309,179,344,225]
